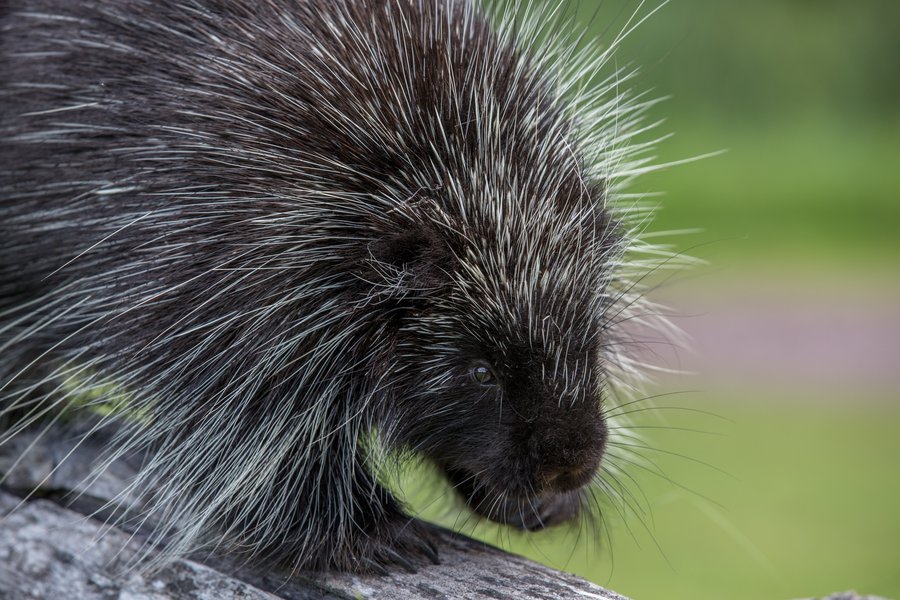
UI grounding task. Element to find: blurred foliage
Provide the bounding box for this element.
[568,0,900,269]
[600,0,900,123]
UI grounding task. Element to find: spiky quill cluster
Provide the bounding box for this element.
[0,0,683,573]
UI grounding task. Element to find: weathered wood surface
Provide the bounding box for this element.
[0,425,628,600]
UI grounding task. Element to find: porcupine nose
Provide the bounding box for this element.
[535,415,606,492]
[540,461,596,492]
[538,425,606,492]
[542,467,570,486]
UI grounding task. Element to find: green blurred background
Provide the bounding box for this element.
[406,1,900,598]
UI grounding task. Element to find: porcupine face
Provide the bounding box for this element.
[430,310,610,530]
[377,183,616,530]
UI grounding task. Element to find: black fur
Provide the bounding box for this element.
[1,0,624,572]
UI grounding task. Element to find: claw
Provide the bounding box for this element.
[364,557,390,577]
[384,548,417,574]
[352,517,440,575]
[421,537,440,565]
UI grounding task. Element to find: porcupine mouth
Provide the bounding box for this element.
[443,466,587,531]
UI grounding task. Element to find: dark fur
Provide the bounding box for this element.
[1,0,622,572]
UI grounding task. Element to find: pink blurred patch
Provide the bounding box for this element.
[636,277,900,396]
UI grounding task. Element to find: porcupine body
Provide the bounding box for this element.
[0,0,671,573]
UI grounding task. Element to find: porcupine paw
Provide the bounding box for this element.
[357,516,440,575]
[510,491,582,531]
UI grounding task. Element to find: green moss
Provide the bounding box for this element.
[60,374,148,423]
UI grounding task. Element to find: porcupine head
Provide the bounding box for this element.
[0,0,664,576]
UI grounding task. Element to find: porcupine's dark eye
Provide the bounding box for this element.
[470,363,495,385]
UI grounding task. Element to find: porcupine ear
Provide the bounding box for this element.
[365,198,453,301]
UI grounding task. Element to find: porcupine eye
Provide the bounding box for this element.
[470,363,495,385]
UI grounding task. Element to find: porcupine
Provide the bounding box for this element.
[0,0,677,574]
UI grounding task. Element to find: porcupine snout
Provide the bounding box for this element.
[440,353,609,531]
[509,383,608,496]
[530,412,607,494]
